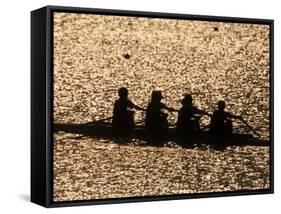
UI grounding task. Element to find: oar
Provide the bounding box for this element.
[239,117,261,138]
[95,116,113,122]
[85,116,113,125]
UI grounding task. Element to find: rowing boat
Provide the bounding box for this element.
[53,121,269,147]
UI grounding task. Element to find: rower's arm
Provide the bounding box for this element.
[128,100,145,111]
[165,106,178,113]
[229,113,242,120]
[133,105,146,111]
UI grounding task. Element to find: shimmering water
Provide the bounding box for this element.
[53,12,270,201]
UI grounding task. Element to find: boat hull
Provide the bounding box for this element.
[53,122,269,147]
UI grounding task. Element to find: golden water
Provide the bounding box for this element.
[53,13,270,201]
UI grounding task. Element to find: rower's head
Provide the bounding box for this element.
[182,94,192,106]
[151,90,163,103]
[217,100,226,111]
[118,87,128,99]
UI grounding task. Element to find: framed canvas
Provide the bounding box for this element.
[31,5,274,207]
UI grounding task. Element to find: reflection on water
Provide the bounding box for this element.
[53,133,270,201]
[53,13,270,201]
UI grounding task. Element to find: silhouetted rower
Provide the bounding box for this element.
[176,94,210,139]
[210,100,242,146]
[145,91,177,143]
[112,87,144,134]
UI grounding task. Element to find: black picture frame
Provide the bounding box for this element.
[31,5,274,208]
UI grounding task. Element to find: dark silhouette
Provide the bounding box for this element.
[53,90,267,147]
[176,94,210,143]
[210,100,242,147]
[112,87,144,135]
[145,91,177,145]
[54,120,268,147]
